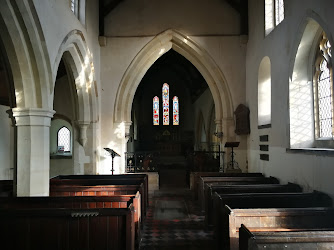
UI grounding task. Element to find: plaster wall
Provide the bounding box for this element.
[0,105,13,179]
[104,0,240,36]
[33,0,100,79]
[100,0,246,173]
[246,0,334,199]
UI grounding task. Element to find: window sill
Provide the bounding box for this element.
[258,124,271,129]
[50,153,72,159]
[286,148,334,156]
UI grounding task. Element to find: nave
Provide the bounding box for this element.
[139,188,215,250]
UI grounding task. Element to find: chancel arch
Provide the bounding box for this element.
[112,30,234,172]
[114,29,233,130]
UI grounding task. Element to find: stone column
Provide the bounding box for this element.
[12,108,55,196]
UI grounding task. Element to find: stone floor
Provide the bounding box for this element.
[139,188,215,250]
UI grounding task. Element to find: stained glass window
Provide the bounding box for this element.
[153,96,159,125]
[162,83,169,125]
[58,126,71,152]
[173,96,179,125]
[314,34,333,138]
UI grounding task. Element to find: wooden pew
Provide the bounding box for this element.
[50,176,148,218]
[239,224,334,250]
[0,206,135,250]
[51,174,148,211]
[204,183,302,228]
[214,192,333,250]
[50,184,144,236]
[0,180,13,197]
[0,193,142,244]
[190,172,263,199]
[198,176,279,211]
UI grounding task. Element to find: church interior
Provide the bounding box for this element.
[1,0,334,249]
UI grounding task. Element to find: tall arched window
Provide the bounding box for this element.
[57,126,71,152]
[162,83,169,125]
[153,96,159,125]
[314,33,333,139]
[173,96,179,125]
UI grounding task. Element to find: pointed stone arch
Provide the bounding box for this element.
[53,30,99,174]
[0,0,52,109]
[53,30,99,125]
[114,29,234,134]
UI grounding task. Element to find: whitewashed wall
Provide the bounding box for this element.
[247,0,334,199]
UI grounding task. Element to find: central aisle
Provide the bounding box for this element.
[139,188,215,250]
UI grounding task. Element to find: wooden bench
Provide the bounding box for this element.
[50,177,148,218]
[198,176,279,211]
[0,192,142,244]
[0,180,13,197]
[50,183,146,227]
[51,174,148,211]
[190,172,263,200]
[217,195,333,250]
[239,224,334,250]
[204,183,302,228]
[0,206,135,250]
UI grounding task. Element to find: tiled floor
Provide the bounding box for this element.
[139,188,215,250]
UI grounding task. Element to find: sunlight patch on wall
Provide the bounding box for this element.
[289,78,313,147]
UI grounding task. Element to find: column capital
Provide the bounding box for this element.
[76,120,91,147]
[76,120,91,127]
[12,108,55,127]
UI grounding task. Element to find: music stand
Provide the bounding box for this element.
[104,148,120,175]
[224,142,240,170]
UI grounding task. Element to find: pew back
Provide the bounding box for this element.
[50,182,147,217]
[190,172,263,199]
[50,174,148,210]
[204,183,303,228]
[239,224,334,250]
[223,206,334,250]
[0,206,135,250]
[199,176,279,210]
[0,193,142,244]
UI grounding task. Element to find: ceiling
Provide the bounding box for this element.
[99,0,248,36]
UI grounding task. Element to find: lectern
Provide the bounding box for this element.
[224,142,240,171]
[104,148,120,175]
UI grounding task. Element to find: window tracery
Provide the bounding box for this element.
[314,34,333,139]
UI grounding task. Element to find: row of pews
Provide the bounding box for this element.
[191,172,334,250]
[0,174,149,250]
